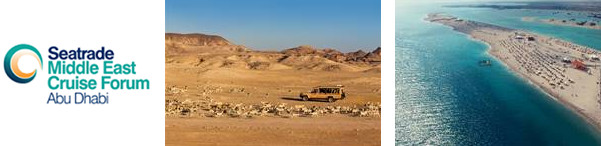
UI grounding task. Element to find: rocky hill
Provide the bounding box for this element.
[282,46,381,63]
[166,33,380,72]
[166,33,249,53]
[166,33,232,46]
[362,47,381,62]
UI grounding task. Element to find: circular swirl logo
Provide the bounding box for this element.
[4,44,43,83]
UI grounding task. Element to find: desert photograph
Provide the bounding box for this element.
[165,0,381,145]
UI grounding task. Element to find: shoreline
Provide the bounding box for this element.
[541,18,601,30]
[427,13,601,135]
[476,33,601,133]
[521,16,601,30]
[490,44,601,133]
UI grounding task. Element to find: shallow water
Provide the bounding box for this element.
[396,2,601,145]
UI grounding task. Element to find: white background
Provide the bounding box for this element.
[382,0,396,145]
[0,0,165,145]
[0,0,394,145]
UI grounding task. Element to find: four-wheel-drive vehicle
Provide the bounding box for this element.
[299,85,346,102]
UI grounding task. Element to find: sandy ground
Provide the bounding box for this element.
[165,41,381,145]
[428,13,601,130]
[166,65,380,106]
[166,116,380,146]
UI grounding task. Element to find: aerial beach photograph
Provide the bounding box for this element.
[165,0,381,145]
[398,0,601,145]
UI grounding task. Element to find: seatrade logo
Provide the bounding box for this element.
[4,44,43,83]
[3,44,151,105]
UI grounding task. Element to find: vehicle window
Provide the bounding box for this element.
[315,88,343,94]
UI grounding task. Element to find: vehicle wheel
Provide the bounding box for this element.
[302,96,308,101]
[328,97,335,103]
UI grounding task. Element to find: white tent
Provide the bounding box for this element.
[590,54,599,60]
[585,54,599,60]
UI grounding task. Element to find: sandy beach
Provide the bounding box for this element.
[427,13,601,130]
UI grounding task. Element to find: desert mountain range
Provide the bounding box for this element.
[165,33,380,72]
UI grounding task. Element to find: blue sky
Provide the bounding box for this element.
[166,0,381,52]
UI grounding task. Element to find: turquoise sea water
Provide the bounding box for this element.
[396,2,601,145]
